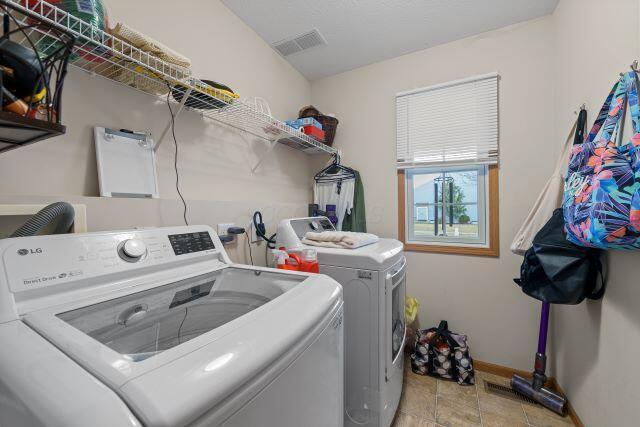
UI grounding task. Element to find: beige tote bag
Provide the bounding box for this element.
[510,118,582,255]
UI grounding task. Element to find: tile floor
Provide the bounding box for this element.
[394,362,576,427]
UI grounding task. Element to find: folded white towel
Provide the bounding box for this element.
[301,239,344,249]
[303,231,379,249]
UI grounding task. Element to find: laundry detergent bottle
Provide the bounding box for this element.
[273,248,302,271]
[273,248,318,273]
[300,249,319,273]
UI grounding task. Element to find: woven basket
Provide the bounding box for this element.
[109,59,175,95]
[112,23,191,68]
[298,105,339,146]
[107,23,192,95]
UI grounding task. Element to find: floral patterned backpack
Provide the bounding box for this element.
[563,71,640,249]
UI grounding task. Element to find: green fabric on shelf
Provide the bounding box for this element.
[342,170,367,232]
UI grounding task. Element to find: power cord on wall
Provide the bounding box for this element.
[253,211,276,267]
[252,211,276,248]
[165,87,188,226]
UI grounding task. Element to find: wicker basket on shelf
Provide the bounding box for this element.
[108,58,183,96]
[107,22,192,95]
[298,105,339,146]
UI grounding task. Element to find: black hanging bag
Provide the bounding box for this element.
[410,320,475,385]
[514,209,605,304]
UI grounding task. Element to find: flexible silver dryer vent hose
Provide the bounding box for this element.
[10,202,75,237]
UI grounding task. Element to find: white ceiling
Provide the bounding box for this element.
[222,0,559,81]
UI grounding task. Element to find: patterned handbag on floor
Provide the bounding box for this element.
[410,320,474,385]
[563,72,640,249]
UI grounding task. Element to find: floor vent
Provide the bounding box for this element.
[272,29,327,57]
[484,381,538,405]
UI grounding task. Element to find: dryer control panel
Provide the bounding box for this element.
[276,217,336,250]
[290,217,335,239]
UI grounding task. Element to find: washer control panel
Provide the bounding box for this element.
[168,232,215,256]
[1,226,223,294]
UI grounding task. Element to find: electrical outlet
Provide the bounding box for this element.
[217,223,235,236]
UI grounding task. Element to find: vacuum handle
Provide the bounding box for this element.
[537,302,551,355]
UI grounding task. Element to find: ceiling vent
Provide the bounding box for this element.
[272,29,327,57]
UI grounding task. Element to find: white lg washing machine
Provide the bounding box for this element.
[277,217,406,427]
[0,226,344,427]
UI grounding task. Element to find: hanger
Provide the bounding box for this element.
[612,62,639,147]
[314,152,356,183]
[619,61,639,81]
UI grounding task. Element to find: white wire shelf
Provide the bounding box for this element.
[2,0,336,156]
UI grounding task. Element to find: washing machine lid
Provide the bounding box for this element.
[53,267,299,362]
[23,266,342,427]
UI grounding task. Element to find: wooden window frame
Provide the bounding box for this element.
[397,165,499,257]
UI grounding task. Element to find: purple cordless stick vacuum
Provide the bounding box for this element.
[511,302,567,416]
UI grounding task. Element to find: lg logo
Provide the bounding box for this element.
[17,248,42,256]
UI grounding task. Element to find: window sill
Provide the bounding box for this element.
[402,242,499,257]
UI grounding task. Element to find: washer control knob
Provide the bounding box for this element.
[121,239,147,260]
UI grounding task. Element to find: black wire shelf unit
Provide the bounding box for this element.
[0,0,74,153]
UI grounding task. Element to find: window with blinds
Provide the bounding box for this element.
[396,73,499,168]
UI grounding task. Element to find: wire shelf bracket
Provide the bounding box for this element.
[251,139,279,173]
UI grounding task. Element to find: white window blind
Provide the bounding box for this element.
[396,73,499,168]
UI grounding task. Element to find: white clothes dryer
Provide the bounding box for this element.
[277,217,406,427]
[0,226,344,427]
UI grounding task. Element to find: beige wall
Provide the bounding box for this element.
[551,0,640,426]
[1,1,638,424]
[0,0,321,265]
[311,17,557,370]
[312,1,640,425]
